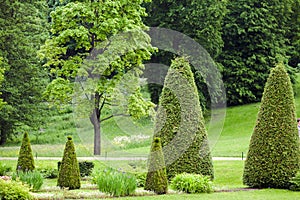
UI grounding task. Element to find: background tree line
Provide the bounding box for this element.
[0,0,299,146]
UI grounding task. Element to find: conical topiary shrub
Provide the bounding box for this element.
[57,136,81,190]
[145,137,168,194]
[16,132,35,172]
[243,63,300,188]
[154,57,214,180]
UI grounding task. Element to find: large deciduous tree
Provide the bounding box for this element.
[154,57,214,180]
[219,0,296,105]
[143,0,227,111]
[0,0,48,145]
[243,64,300,188]
[39,0,154,155]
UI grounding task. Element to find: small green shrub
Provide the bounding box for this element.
[170,173,213,194]
[58,161,94,177]
[94,168,136,197]
[0,163,11,176]
[135,172,147,188]
[16,132,35,172]
[12,170,44,191]
[290,172,300,191]
[0,179,34,200]
[38,167,58,179]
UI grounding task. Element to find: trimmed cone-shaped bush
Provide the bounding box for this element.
[16,132,35,172]
[243,63,300,188]
[57,136,81,190]
[145,137,168,194]
[154,57,214,180]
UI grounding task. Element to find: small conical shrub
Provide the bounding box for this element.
[57,136,81,190]
[145,137,168,194]
[154,57,214,180]
[16,132,35,172]
[243,63,300,188]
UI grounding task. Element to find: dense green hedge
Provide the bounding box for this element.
[243,64,300,188]
[57,136,81,190]
[154,57,214,179]
[145,137,168,194]
[58,161,94,177]
[16,132,35,172]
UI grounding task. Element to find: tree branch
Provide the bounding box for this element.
[100,113,130,123]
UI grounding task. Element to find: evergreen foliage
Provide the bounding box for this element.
[57,136,81,190]
[143,0,227,111]
[145,137,168,194]
[220,0,296,105]
[16,132,35,172]
[243,64,300,188]
[0,0,48,145]
[154,57,214,180]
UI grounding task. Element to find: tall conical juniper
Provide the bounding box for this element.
[16,132,35,172]
[57,136,81,189]
[243,63,300,188]
[145,137,168,194]
[154,57,214,179]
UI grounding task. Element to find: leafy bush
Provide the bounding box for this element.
[38,167,58,179]
[16,132,35,172]
[170,173,213,194]
[145,137,168,194]
[153,57,214,180]
[0,163,11,176]
[94,168,136,197]
[58,161,94,177]
[243,64,300,188]
[57,136,81,190]
[135,172,147,187]
[12,170,44,191]
[290,172,300,191]
[0,179,34,200]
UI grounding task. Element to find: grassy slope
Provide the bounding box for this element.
[1,74,300,157]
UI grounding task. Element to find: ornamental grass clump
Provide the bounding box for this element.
[243,63,300,188]
[12,170,44,191]
[57,136,81,190]
[16,132,35,172]
[94,168,136,197]
[170,173,213,194]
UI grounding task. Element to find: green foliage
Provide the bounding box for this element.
[16,132,35,172]
[39,0,155,155]
[94,167,137,197]
[155,57,214,180]
[0,0,49,145]
[12,170,44,191]
[0,179,34,200]
[58,161,94,177]
[243,64,300,188]
[38,167,58,179]
[0,163,11,176]
[220,0,296,105]
[135,172,147,188]
[289,172,300,191]
[170,173,213,194]
[143,0,227,111]
[57,136,81,189]
[145,137,168,194]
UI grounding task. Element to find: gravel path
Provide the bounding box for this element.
[0,156,244,161]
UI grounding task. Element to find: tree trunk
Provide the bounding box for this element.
[0,127,7,145]
[90,109,101,155]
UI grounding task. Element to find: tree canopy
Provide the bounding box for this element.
[0,0,48,145]
[39,0,154,155]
